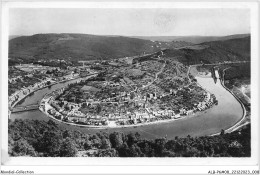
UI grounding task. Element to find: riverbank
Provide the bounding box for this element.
[210,69,247,136]
[11,73,243,139]
[189,65,247,136]
[39,102,215,129]
[39,78,217,129]
[35,62,217,129]
[9,79,55,118]
[10,80,56,108]
[10,64,245,139]
[9,74,98,118]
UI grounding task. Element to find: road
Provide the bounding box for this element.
[141,60,166,89]
[218,66,250,104]
[188,60,250,70]
[210,66,248,135]
[12,104,39,113]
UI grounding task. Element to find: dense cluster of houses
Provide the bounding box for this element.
[8,62,100,120]
[8,66,94,108]
[40,82,217,127]
[36,56,217,127]
[8,75,23,83]
[15,64,57,74]
[8,78,55,108]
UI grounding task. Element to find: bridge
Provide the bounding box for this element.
[11,104,40,113]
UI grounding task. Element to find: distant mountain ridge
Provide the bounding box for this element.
[8,33,192,61]
[9,33,250,63]
[130,34,250,44]
[9,35,24,40]
[163,36,250,65]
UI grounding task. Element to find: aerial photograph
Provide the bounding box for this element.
[7,8,251,158]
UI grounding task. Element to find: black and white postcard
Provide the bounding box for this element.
[1,1,259,174]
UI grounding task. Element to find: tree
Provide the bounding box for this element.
[47,119,58,129]
[128,144,142,157]
[127,133,137,147]
[62,130,72,139]
[130,92,135,100]
[96,104,102,114]
[161,150,176,157]
[84,139,92,150]
[97,149,118,157]
[137,140,154,157]
[220,129,225,135]
[8,136,14,155]
[135,132,141,141]
[60,138,78,157]
[92,138,102,148]
[38,130,62,157]
[109,132,124,149]
[11,138,37,157]
[100,138,111,149]
[8,119,251,158]
[75,98,81,104]
[118,143,131,157]
[82,102,87,108]
[183,147,199,157]
[154,138,167,156]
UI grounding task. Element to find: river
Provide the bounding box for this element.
[10,71,243,139]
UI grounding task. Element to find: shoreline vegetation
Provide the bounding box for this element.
[8,118,251,157]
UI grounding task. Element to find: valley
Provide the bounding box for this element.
[7,33,251,157]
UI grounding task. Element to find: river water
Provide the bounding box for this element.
[10,74,243,139]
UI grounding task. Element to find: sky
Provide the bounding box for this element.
[9,8,250,36]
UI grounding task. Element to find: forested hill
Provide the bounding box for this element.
[9,34,156,61]
[163,36,250,65]
[9,33,191,61]
[9,33,250,64]
[8,119,250,157]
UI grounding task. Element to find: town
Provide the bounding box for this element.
[7,52,218,128]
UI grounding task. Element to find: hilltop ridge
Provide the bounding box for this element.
[9,33,191,61]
